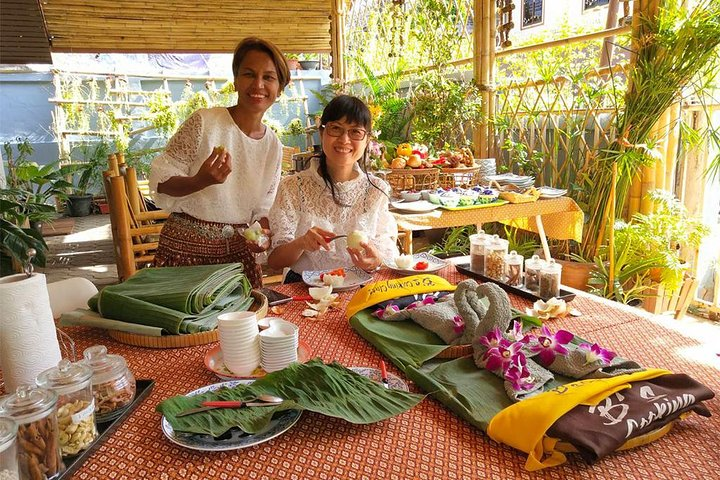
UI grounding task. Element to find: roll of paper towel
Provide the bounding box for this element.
[0,273,62,392]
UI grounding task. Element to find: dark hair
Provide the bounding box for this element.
[232,37,290,91]
[317,95,385,206]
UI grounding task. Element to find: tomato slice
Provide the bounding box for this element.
[414,261,429,270]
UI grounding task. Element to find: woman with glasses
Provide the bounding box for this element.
[148,37,289,288]
[267,95,398,279]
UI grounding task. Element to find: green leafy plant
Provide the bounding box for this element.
[69,140,112,196]
[424,225,476,257]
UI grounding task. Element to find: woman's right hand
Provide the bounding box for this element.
[194,147,232,188]
[298,226,335,252]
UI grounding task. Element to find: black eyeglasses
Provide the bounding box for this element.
[321,123,368,141]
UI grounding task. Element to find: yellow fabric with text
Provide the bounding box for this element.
[345,274,456,319]
[487,369,671,471]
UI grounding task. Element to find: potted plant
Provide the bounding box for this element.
[298,54,319,71]
[0,193,49,276]
[66,141,111,217]
[285,54,301,71]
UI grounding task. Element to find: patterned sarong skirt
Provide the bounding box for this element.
[153,212,263,288]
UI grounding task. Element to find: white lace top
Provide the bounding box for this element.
[269,158,399,272]
[149,107,282,224]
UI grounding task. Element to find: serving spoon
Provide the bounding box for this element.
[175,394,285,417]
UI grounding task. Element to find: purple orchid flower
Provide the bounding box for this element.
[407,296,436,311]
[374,304,400,319]
[452,315,465,334]
[476,327,511,350]
[483,341,525,372]
[529,325,574,366]
[507,320,532,344]
[504,353,535,391]
[578,343,617,365]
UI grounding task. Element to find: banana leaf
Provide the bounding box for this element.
[88,263,252,334]
[157,359,425,437]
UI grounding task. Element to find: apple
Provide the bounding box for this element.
[347,230,368,249]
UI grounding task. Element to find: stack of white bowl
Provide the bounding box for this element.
[217,311,261,376]
[259,318,299,373]
[476,158,497,185]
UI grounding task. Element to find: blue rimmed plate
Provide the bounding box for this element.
[161,380,301,451]
[302,266,373,291]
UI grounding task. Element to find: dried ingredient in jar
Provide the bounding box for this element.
[506,264,522,286]
[470,252,485,273]
[17,417,64,480]
[93,378,135,416]
[539,272,560,300]
[57,400,97,456]
[525,268,541,291]
[486,251,505,280]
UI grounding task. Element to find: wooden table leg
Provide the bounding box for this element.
[535,215,552,260]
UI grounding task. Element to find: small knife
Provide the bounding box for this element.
[175,400,281,417]
[380,360,390,389]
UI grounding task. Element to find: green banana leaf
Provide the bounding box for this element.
[88,263,252,334]
[157,359,425,437]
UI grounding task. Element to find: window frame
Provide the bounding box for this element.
[521,0,545,29]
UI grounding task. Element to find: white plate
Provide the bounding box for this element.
[383,252,448,275]
[161,380,301,451]
[348,367,409,391]
[302,266,373,292]
[538,186,567,199]
[390,200,439,214]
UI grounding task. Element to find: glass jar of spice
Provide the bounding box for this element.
[79,345,136,423]
[0,417,19,480]
[469,231,489,273]
[485,235,508,281]
[504,250,524,287]
[524,255,545,293]
[539,258,562,300]
[0,386,65,480]
[36,359,97,457]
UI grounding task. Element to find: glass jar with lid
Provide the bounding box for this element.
[0,386,64,479]
[36,359,97,457]
[504,250,524,287]
[0,417,18,480]
[484,235,509,281]
[524,255,545,293]
[539,258,563,300]
[469,230,490,273]
[79,345,136,423]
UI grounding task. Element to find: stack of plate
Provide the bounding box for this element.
[486,173,535,190]
[475,158,497,185]
[259,318,299,373]
[538,186,568,199]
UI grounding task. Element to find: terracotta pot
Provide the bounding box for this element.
[555,259,595,291]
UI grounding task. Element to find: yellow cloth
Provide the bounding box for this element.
[487,369,671,471]
[345,274,456,319]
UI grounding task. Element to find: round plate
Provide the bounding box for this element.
[348,367,409,391]
[390,200,439,214]
[161,380,301,451]
[302,266,373,292]
[383,252,448,275]
[205,341,314,380]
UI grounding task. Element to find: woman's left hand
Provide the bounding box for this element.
[246,228,272,253]
[347,241,381,272]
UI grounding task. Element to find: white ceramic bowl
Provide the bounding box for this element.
[400,190,422,202]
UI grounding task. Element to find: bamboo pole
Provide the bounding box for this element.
[639,164,656,214]
[496,26,632,59]
[654,107,672,191]
[330,0,346,82]
[599,0,620,70]
[628,172,642,217]
[664,101,682,191]
[608,163,618,291]
[108,175,135,281]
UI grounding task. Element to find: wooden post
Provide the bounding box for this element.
[599,0,620,71]
[330,0,347,82]
[664,101,682,191]
[474,0,495,158]
[108,175,135,281]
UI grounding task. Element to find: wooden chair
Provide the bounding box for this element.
[281,145,299,174]
[104,160,169,281]
[381,168,440,196]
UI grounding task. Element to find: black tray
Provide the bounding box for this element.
[59,379,155,479]
[455,263,576,303]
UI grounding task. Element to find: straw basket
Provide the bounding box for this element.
[379,168,440,195]
[437,166,481,189]
[107,290,268,348]
[436,343,473,359]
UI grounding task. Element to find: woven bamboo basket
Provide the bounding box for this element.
[107,290,268,348]
[436,343,473,359]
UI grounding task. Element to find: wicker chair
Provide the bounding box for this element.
[381,168,440,196]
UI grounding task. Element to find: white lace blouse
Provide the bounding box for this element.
[149,107,282,224]
[268,158,399,272]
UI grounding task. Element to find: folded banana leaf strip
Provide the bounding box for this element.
[157,359,425,437]
[88,263,251,334]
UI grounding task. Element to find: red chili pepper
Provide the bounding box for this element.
[414,261,429,270]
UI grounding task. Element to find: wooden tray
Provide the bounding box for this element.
[455,263,576,303]
[107,290,268,348]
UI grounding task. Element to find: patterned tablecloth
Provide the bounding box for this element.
[28,267,720,479]
[392,196,584,242]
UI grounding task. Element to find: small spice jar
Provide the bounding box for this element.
[504,250,524,287]
[0,417,19,480]
[0,386,64,480]
[484,235,508,281]
[469,231,489,273]
[36,359,97,457]
[524,255,545,293]
[539,258,563,300]
[79,345,136,423]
